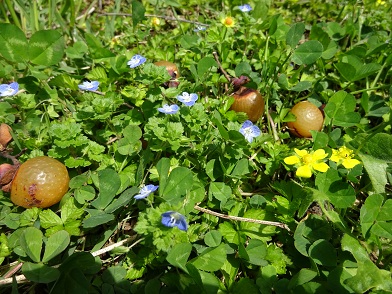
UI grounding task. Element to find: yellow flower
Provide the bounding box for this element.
[151,17,161,27]
[376,0,386,6]
[330,146,361,169]
[221,16,235,28]
[284,148,329,178]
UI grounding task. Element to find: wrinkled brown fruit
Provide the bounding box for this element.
[230,88,265,122]
[0,163,19,192]
[0,124,12,150]
[287,101,324,138]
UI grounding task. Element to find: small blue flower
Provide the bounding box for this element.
[193,25,207,32]
[161,211,188,231]
[127,54,146,68]
[177,92,198,106]
[158,104,179,114]
[238,4,252,12]
[239,120,261,143]
[0,82,19,97]
[78,80,99,91]
[134,184,159,200]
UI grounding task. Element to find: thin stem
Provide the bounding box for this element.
[4,0,21,29]
[91,236,142,257]
[194,204,291,232]
[212,52,231,83]
[98,12,209,27]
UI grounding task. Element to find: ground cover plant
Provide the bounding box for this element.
[0,0,392,292]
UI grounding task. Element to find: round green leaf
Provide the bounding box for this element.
[19,227,43,263]
[29,30,65,66]
[42,230,70,263]
[204,230,222,247]
[22,262,60,283]
[0,23,28,62]
[308,239,337,266]
[292,40,323,65]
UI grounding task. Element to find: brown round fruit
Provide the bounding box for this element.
[287,101,324,138]
[230,88,265,122]
[10,156,69,208]
[154,61,180,79]
[0,123,12,149]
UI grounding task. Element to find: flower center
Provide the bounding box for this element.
[302,154,313,164]
[4,87,14,95]
[225,17,233,25]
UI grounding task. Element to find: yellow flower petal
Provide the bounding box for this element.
[284,156,300,165]
[313,149,328,160]
[312,162,329,172]
[342,158,361,169]
[294,148,308,157]
[296,165,312,178]
[330,150,340,163]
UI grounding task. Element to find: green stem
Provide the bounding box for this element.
[4,0,21,29]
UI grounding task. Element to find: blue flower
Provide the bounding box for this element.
[127,54,146,68]
[238,4,252,12]
[161,211,188,231]
[177,92,198,106]
[194,25,207,32]
[78,80,99,91]
[158,104,179,114]
[0,82,19,97]
[239,120,260,143]
[134,184,159,200]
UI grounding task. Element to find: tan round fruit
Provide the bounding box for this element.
[11,156,69,208]
[154,61,180,79]
[287,101,324,138]
[230,88,265,122]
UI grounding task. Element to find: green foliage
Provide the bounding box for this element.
[1,0,392,292]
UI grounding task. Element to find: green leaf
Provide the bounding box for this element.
[204,230,222,247]
[117,125,143,156]
[22,262,60,283]
[292,40,323,65]
[245,239,268,266]
[39,209,63,229]
[59,252,101,274]
[105,186,139,213]
[166,242,192,272]
[209,182,232,208]
[288,269,318,290]
[294,214,332,257]
[314,169,356,208]
[358,153,387,194]
[132,0,146,27]
[231,278,259,294]
[84,33,115,59]
[162,167,193,204]
[363,133,392,162]
[20,227,43,263]
[324,90,361,127]
[308,239,337,266]
[290,81,312,92]
[0,23,28,62]
[341,234,392,293]
[286,22,305,48]
[91,169,121,209]
[360,194,392,239]
[197,56,217,78]
[42,230,70,263]
[191,243,226,272]
[230,159,251,177]
[83,209,114,228]
[157,157,171,196]
[28,30,65,66]
[235,61,252,77]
